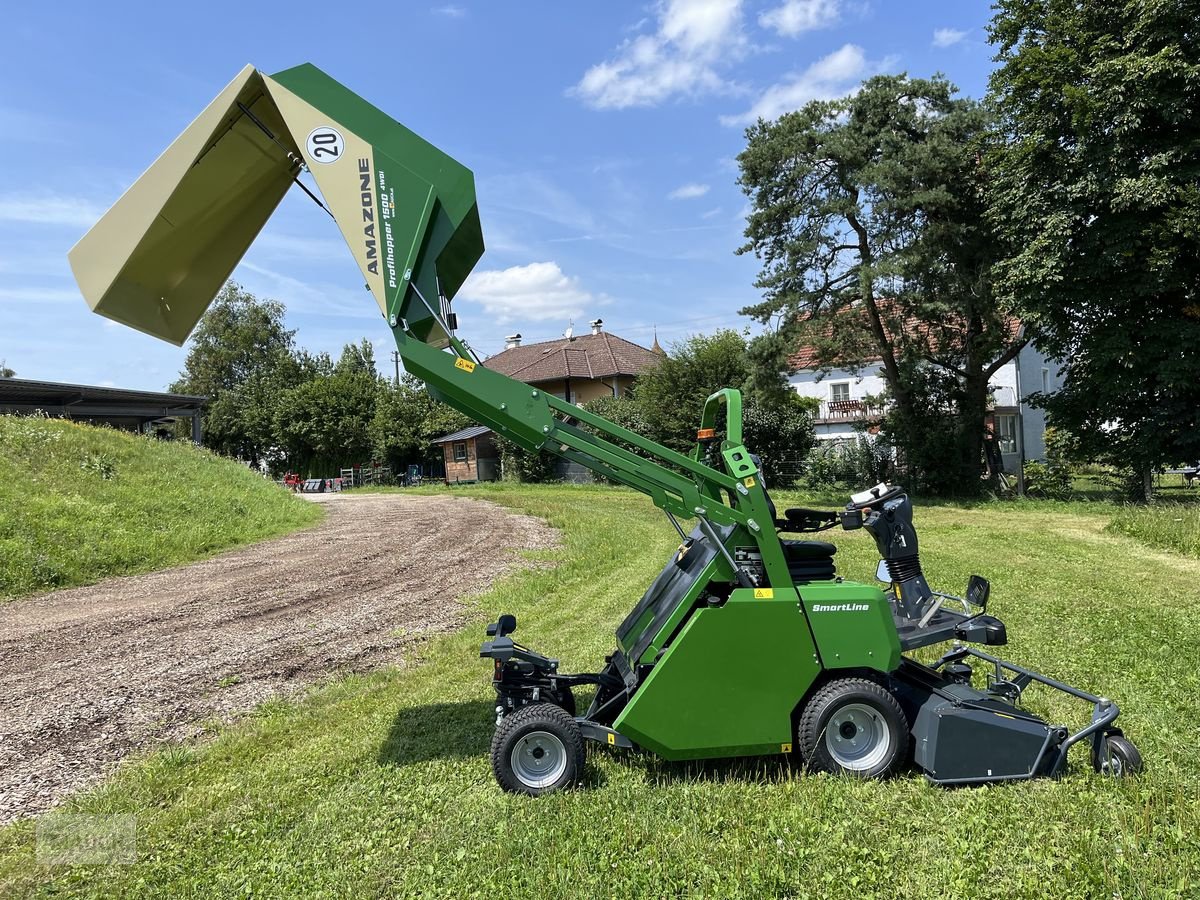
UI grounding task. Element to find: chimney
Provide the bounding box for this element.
[504,333,522,349]
[590,318,604,335]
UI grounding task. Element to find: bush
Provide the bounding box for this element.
[803,435,892,489]
[742,401,815,487]
[496,436,560,483]
[1022,459,1072,500]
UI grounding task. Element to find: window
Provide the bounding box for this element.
[995,415,1017,454]
[453,441,468,462]
[1041,367,1050,394]
[830,382,851,402]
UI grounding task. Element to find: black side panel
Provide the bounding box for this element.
[615,524,727,663]
[913,693,1055,783]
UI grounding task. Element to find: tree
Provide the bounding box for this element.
[737,74,1027,494]
[987,0,1200,499]
[171,282,303,467]
[370,374,470,472]
[0,361,14,378]
[634,329,753,453]
[274,342,382,476]
[620,330,814,483]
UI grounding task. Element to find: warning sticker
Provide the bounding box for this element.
[454,357,476,373]
[754,588,774,599]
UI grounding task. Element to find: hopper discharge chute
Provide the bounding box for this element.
[68,62,483,348]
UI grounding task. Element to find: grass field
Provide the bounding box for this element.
[2,482,1197,898]
[0,415,322,599]
[1108,503,1200,559]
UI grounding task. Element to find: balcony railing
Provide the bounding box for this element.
[812,399,888,424]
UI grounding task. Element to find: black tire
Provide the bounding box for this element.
[547,686,577,717]
[1092,733,1143,777]
[490,702,584,796]
[798,677,909,778]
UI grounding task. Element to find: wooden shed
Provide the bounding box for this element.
[433,425,499,484]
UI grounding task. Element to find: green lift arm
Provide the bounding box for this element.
[67,62,793,590]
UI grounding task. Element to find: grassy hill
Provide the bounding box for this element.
[0,482,1195,898]
[0,415,322,599]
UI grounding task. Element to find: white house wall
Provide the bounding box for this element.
[1016,342,1064,463]
[789,366,888,402]
[791,346,1064,462]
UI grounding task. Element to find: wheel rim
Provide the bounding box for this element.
[1099,740,1123,776]
[824,702,892,771]
[510,730,568,788]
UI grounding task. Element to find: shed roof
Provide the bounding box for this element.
[432,424,492,444]
[484,331,662,384]
[0,377,206,407]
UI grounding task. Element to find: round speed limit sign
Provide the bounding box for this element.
[306,126,344,164]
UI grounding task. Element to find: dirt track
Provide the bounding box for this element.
[0,492,558,825]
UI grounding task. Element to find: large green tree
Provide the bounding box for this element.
[988,0,1200,499]
[737,74,1026,494]
[630,329,814,484]
[171,282,304,467]
[370,374,470,472]
[274,342,382,476]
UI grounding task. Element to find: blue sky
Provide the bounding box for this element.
[0,0,997,389]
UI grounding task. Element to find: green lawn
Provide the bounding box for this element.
[0,416,322,599]
[2,483,1196,898]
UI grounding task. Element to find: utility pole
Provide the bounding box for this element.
[391,349,400,387]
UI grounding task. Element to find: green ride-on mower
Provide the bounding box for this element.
[68,63,1141,797]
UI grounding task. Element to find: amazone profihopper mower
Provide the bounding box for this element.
[70,64,1141,795]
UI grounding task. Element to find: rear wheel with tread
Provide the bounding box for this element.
[491,702,584,795]
[798,677,909,778]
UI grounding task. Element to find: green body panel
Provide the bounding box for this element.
[270,64,484,346]
[614,589,819,760]
[799,581,902,673]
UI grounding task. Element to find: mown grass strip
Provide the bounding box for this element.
[1,482,1196,898]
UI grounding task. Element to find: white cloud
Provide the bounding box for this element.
[458,261,601,324]
[669,182,711,200]
[932,27,968,48]
[701,206,723,219]
[431,5,466,17]
[759,0,841,37]
[0,194,104,227]
[720,43,887,126]
[571,0,747,109]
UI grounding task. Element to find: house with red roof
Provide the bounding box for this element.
[788,314,1062,474]
[483,319,664,405]
[434,319,665,482]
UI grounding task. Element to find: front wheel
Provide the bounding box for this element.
[1092,733,1143,777]
[490,703,584,795]
[798,677,909,778]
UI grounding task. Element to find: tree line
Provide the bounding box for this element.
[171,286,815,484]
[736,0,1199,499]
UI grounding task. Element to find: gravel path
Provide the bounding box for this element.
[0,492,558,824]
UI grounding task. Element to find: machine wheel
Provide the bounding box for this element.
[490,702,584,796]
[798,677,909,778]
[1092,733,1143,777]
